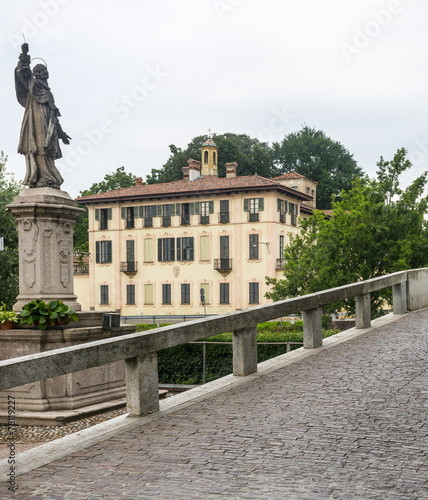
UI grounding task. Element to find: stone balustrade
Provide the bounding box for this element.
[1,268,428,418]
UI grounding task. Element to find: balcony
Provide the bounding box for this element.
[200,215,210,225]
[121,261,138,277]
[214,258,233,276]
[279,213,286,223]
[219,212,230,224]
[248,212,259,222]
[74,264,89,275]
[99,220,108,230]
[181,214,190,226]
[276,258,286,270]
[162,216,171,227]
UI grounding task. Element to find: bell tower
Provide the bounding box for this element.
[201,131,218,177]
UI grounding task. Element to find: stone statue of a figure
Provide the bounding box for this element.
[15,43,71,189]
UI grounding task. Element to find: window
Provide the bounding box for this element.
[219,200,229,223]
[244,198,264,222]
[144,284,154,304]
[125,240,136,272]
[181,203,190,225]
[144,206,155,227]
[95,208,112,230]
[96,241,112,264]
[213,151,217,166]
[181,283,190,304]
[249,234,259,260]
[158,238,175,262]
[200,283,210,304]
[312,189,314,196]
[249,282,259,304]
[162,284,171,304]
[200,201,213,224]
[121,207,136,229]
[177,237,194,261]
[277,199,287,223]
[219,235,230,269]
[100,285,109,304]
[200,235,210,261]
[220,283,229,304]
[307,187,310,194]
[126,284,135,305]
[204,150,208,163]
[144,238,153,262]
[279,235,284,258]
[162,204,172,227]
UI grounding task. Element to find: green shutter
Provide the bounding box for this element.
[121,207,126,219]
[107,208,112,220]
[284,201,288,213]
[139,206,144,218]
[176,238,181,262]
[258,198,264,211]
[209,201,214,214]
[277,199,282,212]
[95,208,100,220]
[194,202,200,215]
[170,204,175,216]
[189,202,195,215]
[157,205,162,216]
[158,239,163,262]
[95,241,100,263]
[243,199,249,212]
[176,203,181,215]
[133,206,139,218]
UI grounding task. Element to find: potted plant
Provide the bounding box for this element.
[19,299,79,330]
[0,303,19,330]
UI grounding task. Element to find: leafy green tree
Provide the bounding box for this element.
[272,126,364,209]
[266,148,428,315]
[0,152,21,309]
[74,166,136,252]
[146,133,275,184]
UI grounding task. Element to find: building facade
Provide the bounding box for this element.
[76,139,316,316]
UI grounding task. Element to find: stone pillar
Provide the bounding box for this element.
[393,282,407,315]
[303,307,322,349]
[6,188,85,311]
[233,325,257,376]
[125,352,159,417]
[355,293,371,329]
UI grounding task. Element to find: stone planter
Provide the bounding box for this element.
[0,321,14,330]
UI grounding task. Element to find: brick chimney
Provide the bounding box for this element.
[182,166,190,181]
[187,158,201,181]
[225,162,237,178]
[135,176,143,186]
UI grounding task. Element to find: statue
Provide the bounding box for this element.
[15,43,71,189]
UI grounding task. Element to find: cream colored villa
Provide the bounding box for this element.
[75,139,317,316]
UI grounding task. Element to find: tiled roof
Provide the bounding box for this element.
[76,174,313,204]
[273,172,318,184]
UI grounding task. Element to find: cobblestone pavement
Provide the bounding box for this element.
[2,310,428,499]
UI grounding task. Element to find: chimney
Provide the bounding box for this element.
[225,162,237,178]
[135,176,143,186]
[182,166,190,181]
[187,158,201,181]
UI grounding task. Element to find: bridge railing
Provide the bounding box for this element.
[1,268,427,417]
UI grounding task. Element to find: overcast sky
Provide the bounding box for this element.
[1,0,428,198]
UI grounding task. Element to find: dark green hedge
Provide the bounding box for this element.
[135,321,339,385]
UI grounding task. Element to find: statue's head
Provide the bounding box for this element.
[32,64,49,80]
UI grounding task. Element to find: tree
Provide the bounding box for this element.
[0,152,20,309]
[74,166,137,252]
[146,133,275,184]
[272,126,364,209]
[266,148,428,316]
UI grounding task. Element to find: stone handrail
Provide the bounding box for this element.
[1,268,427,417]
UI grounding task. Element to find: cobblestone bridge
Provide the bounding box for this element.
[1,309,428,499]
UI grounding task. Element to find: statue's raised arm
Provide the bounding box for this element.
[15,43,71,189]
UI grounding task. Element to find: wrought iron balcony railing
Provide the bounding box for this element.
[214,258,233,271]
[276,258,286,270]
[121,261,138,273]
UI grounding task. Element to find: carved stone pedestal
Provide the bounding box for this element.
[7,188,85,311]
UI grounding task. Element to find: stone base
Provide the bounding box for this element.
[0,318,137,423]
[6,187,85,312]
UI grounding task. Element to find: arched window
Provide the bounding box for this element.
[204,151,208,163]
[213,151,217,166]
